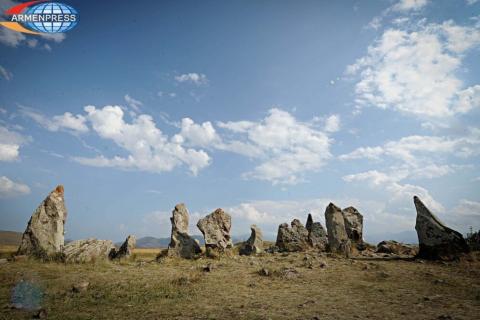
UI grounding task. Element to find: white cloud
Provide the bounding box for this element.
[324,114,341,133]
[20,106,88,133]
[218,108,333,185]
[453,199,480,216]
[174,73,208,85]
[466,0,479,5]
[339,146,384,161]
[0,125,29,161]
[0,65,12,81]
[74,105,211,175]
[174,117,221,147]
[0,176,30,198]
[348,20,480,118]
[392,0,428,12]
[124,94,143,112]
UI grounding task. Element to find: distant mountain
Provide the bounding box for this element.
[120,235,205,248]
[0,230,22,246]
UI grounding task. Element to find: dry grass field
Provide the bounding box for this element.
[0,245,479,320]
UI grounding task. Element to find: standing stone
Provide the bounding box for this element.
[240,225,264,255]
[342,207,363,244]
[325,203,351,256]
[414,196,469,260]
[305,214,328,250]
[17,185,67,258]
[197,208,233,254]
[112,235,136,259]
[168,203,201,259]
[63,238,115,263]
[275,219,310,252]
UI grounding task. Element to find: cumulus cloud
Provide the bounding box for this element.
[20,106,88,133]
[348,20,480,118]
[392,0,428,12]
[218,108,333,185]
[0,125,29,161]
[0,176,30,198]
[175,73,208,85]
[174,118,221,147]
[0,65,12,81]
[74,105,211,175]
[324,114,341,133]
[124,94,143,112]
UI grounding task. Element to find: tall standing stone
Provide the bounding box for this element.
[240,225,264,255]
[325,202,351,256]
[112,235,136,259]
[168,203,201,259]
[342,206,363,244]
[197,208,233,254]
[305,213,328,250]
[275,219,310,252]
[414,196,469,260]
[17,185,67,258]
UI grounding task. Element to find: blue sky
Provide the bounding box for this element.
[0,0,479,243]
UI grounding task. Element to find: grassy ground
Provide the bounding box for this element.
[0,246,479,320]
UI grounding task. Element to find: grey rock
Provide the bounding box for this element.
[197,208,233,253]
[17,185,67,258]
[63,238,115,263]
[342,206,363,244]
[414,196,469,260]
[275,219,310,252]
[324,202,351,256]
[168,204,201,259]
[376,240,418,256]
[72,281,89,293]
[305,213,328,250]
[239,225,264,255]
[112,235,136,259]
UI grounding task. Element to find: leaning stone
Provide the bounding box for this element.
[324,202,351,256]
[112,235,136,259]
[17,185,67,259]
[239,225,264,255]
[414,196,469,260]
[197,208,233,254]
[168,203,201,259]
[275,219,310,252]
[342,206,363,244]
[63,238,115,263]
[305,213,328,250]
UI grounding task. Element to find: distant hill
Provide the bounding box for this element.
[118,235,205,248]
[0,230,22,246]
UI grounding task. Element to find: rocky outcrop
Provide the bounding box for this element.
[305,214,328,250]
[17,185,67,258]
[63,238,115,263]
[414,196,469,260]
[197,208,233,254]
[342,206,363,244]
[239,225,264,255]
[275,219,310,252]
[168,203,201,259]
[111,235,136,259]
[376,240,418,256]
[325,203,351,256]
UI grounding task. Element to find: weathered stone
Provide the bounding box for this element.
[63,238,115,263]
[112,235,136,259]
[342,206,363,244]
[239,225,264,255]
[17,185,67,258]
[275,219,310,252]
[376,240,418,256]
[305,214,328,250]
[414,196,469,260]
[324,202,351,256]
[168,203,201,259]
[197,208,233,253]
[72,281,89,293]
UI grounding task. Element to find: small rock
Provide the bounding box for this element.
[259,268,270,276]
[203,263,214,272]
[13,255,28,262]
[33,308,47,319]
[0,258,8,264]
[319,260,327,268]
[72,281,89,293]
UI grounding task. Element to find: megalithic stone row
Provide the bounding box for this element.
[305,213,328,250]
[414,196,469,260]
[17,185,67,258]
[111,235,136,259]
[342,206,363,244]
[275,219,310,252]
[240,224,264,255]
[168,203,201,259]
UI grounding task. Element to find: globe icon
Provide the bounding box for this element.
[25,2,78,33]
